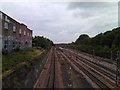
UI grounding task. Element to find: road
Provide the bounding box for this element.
[33,46,119,89]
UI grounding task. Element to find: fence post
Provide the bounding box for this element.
[116,51,120,86]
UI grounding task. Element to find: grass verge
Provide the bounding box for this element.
[2,47,44,76]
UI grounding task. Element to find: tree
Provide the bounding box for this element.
[73,27,120,60]
[32,36,53,50]
[75,34,90,45]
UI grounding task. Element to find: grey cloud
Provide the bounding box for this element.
[68,2,115,10]
[0,2,118,43]
[67,2,117,18]
[73,10,97,18]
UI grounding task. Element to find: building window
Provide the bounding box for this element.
[5,16,10,23]
[5,16,8,21]
[4,45,7,49]
[0,12,2,20]
[27,33,29,36]
[19,29,22,34]
[13,42,15,49]
[13,26,16,32]
[4,40,8,44]
[4,22,8,29]
[24,31,26,36]
[19,42,21,48]
[4,40,8,49]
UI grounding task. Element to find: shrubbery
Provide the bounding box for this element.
[32,36,53,50]
[69,27,120,60]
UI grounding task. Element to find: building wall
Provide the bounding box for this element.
[0,11,2,35]
[1,11,32,53]
[0,11,2,53]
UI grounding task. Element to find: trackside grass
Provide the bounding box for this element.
[2,47,44,73]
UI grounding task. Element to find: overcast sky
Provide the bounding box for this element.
[0,0,119,43]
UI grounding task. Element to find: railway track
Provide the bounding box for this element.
[67,49,116,71]
[33,47,64,88]
[63,48,116,81]
[46,47,55,88]
[33,46,119,89]
[77,56,116,81]
[58,47,119,89]
[33,47,54,88]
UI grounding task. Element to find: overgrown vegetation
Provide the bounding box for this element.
[2,35,53,73]
[69,27,120,60]
[32,36,53,50]
[2,35,53,87]
[2,47,44,73]
[2,48,47,88]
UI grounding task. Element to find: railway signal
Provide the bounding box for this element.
[116,51,120,86]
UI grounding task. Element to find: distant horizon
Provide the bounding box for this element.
[33,26,119,44]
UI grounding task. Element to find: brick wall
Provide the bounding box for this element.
[0,11,2,53]
[1,11,33,53]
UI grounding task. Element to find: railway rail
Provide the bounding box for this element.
[33,47,64,88]
[33,46,119,89]
[33,47,54,88]
[58,47,119,89]
[62,48,116,81]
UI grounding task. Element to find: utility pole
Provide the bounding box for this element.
[92,49,95,57]
[69,53,72,88]
[111,51,113,60]
[116,51,120,86]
